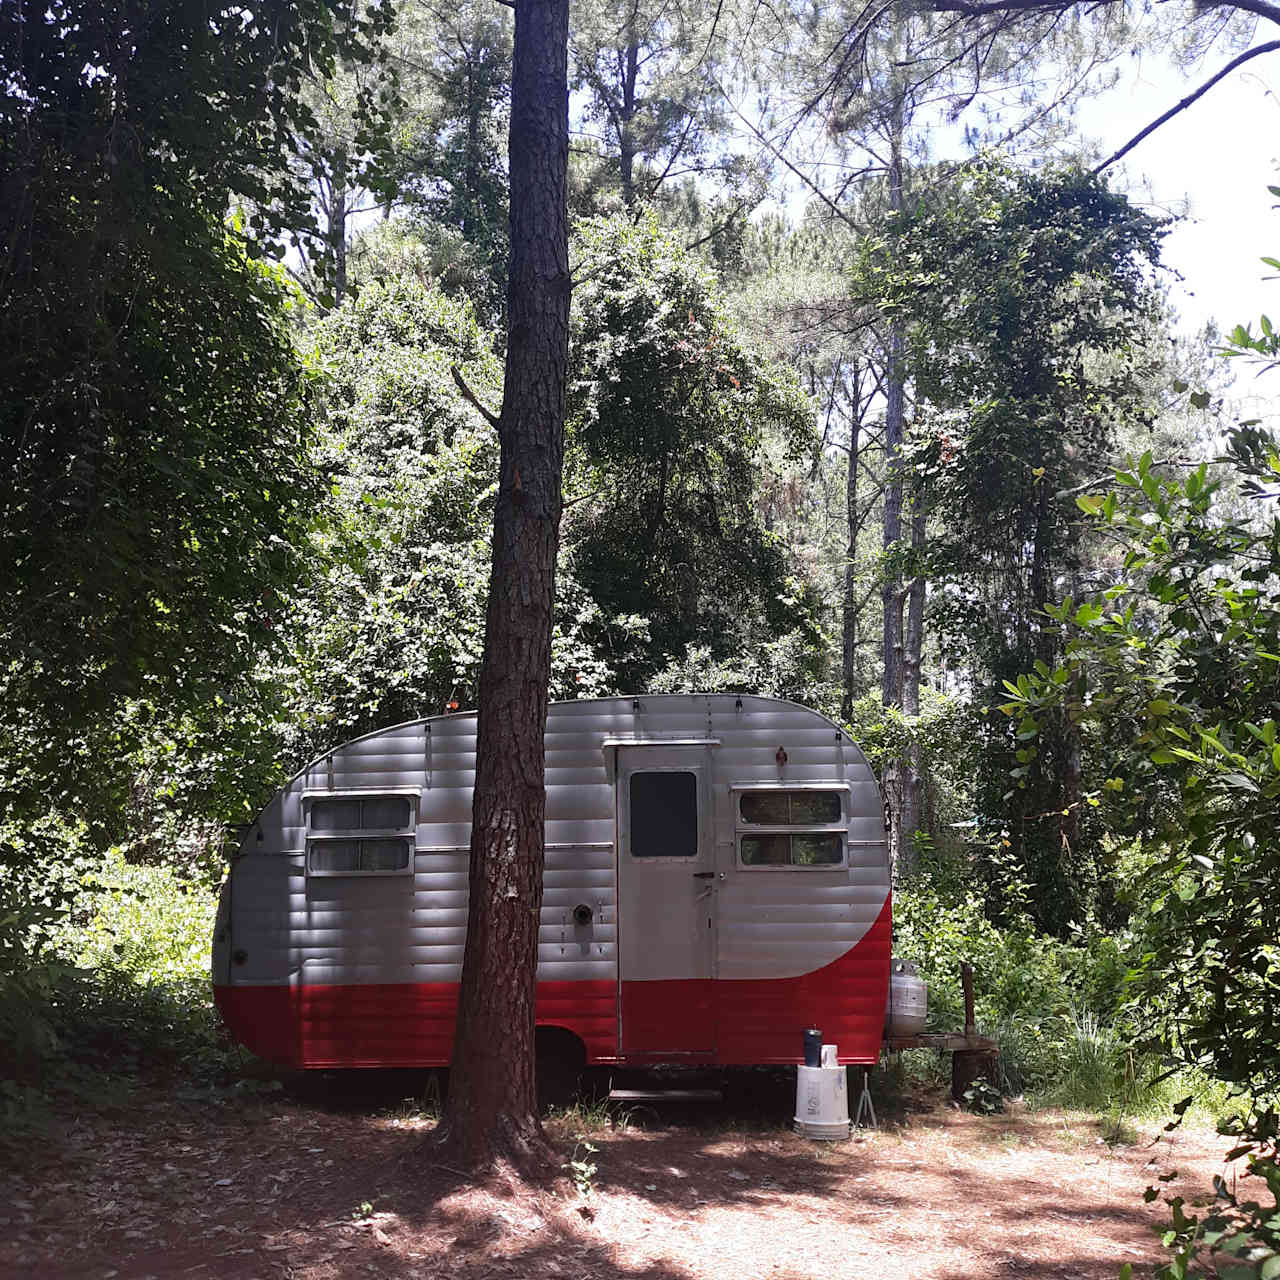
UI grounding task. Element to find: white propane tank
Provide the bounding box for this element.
[885,958,928,1036]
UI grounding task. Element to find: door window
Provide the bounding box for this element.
[629,771,698,858]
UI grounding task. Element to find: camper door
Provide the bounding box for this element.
[614,743,716,1057]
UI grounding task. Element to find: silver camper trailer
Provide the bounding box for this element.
[213,694,892,1069]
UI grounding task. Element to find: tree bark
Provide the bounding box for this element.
[434,0,570,1174]
[619,37,639,208]
[841,361,864,724]
[881,134,907,881]
[880,330,905,712]
[880,127,906,712]
[899,502,926,874]
[331,143,348,306]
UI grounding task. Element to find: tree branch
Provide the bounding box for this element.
[1094,40,1280,174]
[451,366,501,430]
[1056,457,1199,500]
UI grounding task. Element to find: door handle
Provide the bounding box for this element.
[692,871,714,879]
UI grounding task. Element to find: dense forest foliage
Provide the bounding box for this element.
[3,0,1279,1268]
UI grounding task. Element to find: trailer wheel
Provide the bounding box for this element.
[535,1026,587,1109]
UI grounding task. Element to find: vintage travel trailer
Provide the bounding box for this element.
[212,694,892,1070]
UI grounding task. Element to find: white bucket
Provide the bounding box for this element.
[793,1064,850,1141]
[820,1043,839,1068]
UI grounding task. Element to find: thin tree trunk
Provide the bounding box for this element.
[841,362,863,724]
[881,126,906,712]
[880,334,904,712]
[434,0,570,1174]
[619,39,638,208]
[331,143,348,306]
[881,134,907,880]
[899,502,926,874]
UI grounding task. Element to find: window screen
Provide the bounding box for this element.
[629,771,698,858]
[737,788,844,868]
[311,799,361,832]
[740,833,843,868]
[310,795,412,832]
[739,790,842,825]
[309,839,360,873]
[308,837,411,874]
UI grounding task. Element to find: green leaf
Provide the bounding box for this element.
[1220,772,1258,792]
[1189,390,1211,410]
[1075,494,1103,515]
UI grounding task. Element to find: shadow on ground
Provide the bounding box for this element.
[1,1068,1216,1280]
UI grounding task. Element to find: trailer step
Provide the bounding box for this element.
[607,1088,723,1102]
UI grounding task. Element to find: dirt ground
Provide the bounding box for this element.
[1,1072,1236,1280]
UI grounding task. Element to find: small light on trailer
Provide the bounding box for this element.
[775,746,788,767]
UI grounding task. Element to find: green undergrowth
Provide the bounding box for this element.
[1,851,237,1152]
[891,879,1237,1127]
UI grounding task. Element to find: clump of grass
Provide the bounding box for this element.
[1048,1008,1126,1110]
[545,1094,621,1133]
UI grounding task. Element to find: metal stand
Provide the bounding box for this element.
[853,1069,877,1129]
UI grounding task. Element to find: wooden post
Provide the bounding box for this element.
[952,962,997,1102]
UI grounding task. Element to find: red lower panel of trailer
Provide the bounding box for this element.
[215,898,891,1068]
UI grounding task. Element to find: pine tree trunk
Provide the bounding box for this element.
[881,136,907,881]
[331,144,348,306]
[880,333,904,713]
[840,365,863,724]
[899,505,926,875]
[619,39,639,208]
[434,0,570,1174]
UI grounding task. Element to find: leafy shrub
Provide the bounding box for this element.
[1,847,233,1149]
[963,1076,1003,1114]
[892,881,1138,1102]
[1129,1113,1280,1280]
[70,850,217,981]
